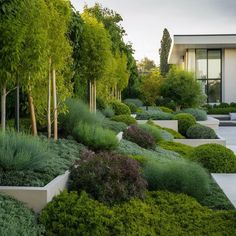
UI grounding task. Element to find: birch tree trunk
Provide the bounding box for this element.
[47,58,52,138]
[52,67,58,141]
[1,81,6,132]
[28,86,37,136]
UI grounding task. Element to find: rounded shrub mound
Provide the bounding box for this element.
[111,114,137,125]
[123,125,156,149]
[69,151,147,204]
[101,119,127,134]
[158,106,173,113]
[124,102,137,113]
[182,108,207,121]
[72,122,118,151]
[0,195,44,235]
[109,101,131,115]
[143,159,210,200]
[191,144,236,173]
[186,124,217,139]
[173,113,196,136]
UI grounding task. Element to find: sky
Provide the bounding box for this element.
[71,0,236,65]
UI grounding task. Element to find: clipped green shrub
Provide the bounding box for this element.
[0,194,44,235]
[40,191,114,236]
[109,101,131,115]
[186,124,217,139]
[173,113,196,136]
[191,144,236,173]
[159,141,194,159]
[101,106,114,118]
[111,115,137,125]
[40,190,236,236]
[158,106,173,113]
[123,125,156,149]
[73,122,118,151]
[147,120,185,139]
[143,159,210,200]
[123,98,143,107]
[136,110,173,120]
[101,119,127,134]
[207,107,236,115]
[69,151,147,204]
[181,108,207,121]
[0,131,50,171]
[124,102,137,113]
[60,99,104,134]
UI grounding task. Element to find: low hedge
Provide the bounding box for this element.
[69,151,147,204]
[73,122,118,151]
[109,101,131,115]
[186,124,217,139]
[111,115,137,125]
[173,113,196,136]
[0,194,44,235]
[191,144,236,173]
[208,107,236,114]
[40,191,236,236]
[136,110,173,120]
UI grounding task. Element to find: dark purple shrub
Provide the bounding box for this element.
[123,125,156,149]
[69,152,147,205]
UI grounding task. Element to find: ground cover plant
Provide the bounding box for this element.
[136,109,173,120]
[179,108,207,121]
[191,144,236,173]
[69,151,147,204]
[40,190,236,236]
[101,119,127,134]
[0,194,44,236]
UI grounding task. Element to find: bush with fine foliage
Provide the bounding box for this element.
[143,159,210,200]
[136,110,173,120]
[186,124,217,139]
[138,124,173,142]
[60,99,104,133]
[40,190,236,236]
[123,98,143,107]
[181,108,207,121]
[101,119,127,134]
[159,141,194,159]
[109,100,131,115]
[111,115,137,125]
[101,106,114,118]
[173,113,196,136]
[69,151,147,204]
[0,131,50,171]
[123,125,156,149]
[72,122,118,151]
[158,106,173,113]
[0,194,44,235]
[191,144,236,173]
[124,102,137,113]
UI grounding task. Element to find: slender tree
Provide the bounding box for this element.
[159,28,172,76]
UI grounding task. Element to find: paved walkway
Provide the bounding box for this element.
[213,127,236,208]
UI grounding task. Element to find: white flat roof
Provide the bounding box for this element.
[169,34,236,64]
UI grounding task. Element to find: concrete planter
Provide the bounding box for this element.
[136,120,178,131]
[0,171,69,213]
[174,135,226,147]
[197,116,220,131]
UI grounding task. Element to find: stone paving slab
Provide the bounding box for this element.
[218,127,236,145]
[212,174,236,208]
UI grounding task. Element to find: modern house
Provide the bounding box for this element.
[168,34,236,103]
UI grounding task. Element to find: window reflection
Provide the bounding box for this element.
[208,80,221,103]
[196,49,207,79]
[208,50,221,79]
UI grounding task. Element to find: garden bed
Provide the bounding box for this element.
[136,120,178,131]
[0,171,69,213]
[174,135,226,147]
[197,116,220,131]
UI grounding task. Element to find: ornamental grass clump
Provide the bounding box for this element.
[0,131,50,171]
[72,122,118,151]
[123,125,156,149]
[191,144,236,173]
[69,151,147,204]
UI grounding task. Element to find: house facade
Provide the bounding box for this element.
[168,34,236,103]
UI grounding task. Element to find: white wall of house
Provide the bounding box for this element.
[224,49,236,103]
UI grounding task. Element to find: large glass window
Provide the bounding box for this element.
[195,49,222,103]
